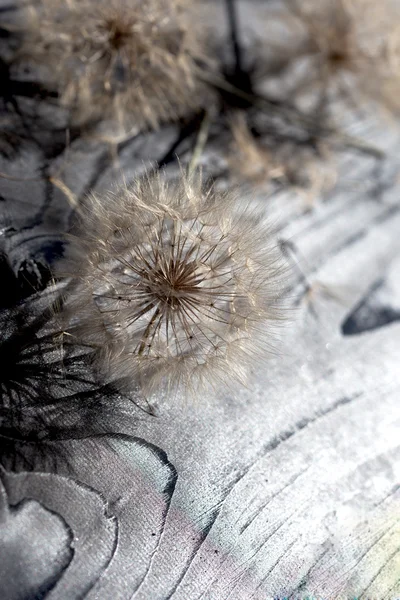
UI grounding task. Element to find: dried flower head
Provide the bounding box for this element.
[60,173,288,397]
[20,0,210,133]
[228,112,285,186]
[282,0,400,110]
[228,112,337,205]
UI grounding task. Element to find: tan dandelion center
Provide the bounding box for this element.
[96,220,240,362]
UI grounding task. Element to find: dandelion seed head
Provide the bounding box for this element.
[227,112,336,204]
[283,0,400,109]
[61,173,288,397]
[21,0,211,133]
[256,0,400,115]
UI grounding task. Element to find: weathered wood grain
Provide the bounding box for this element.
[0,1,399,598]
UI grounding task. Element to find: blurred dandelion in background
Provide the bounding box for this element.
[19,0,212,134]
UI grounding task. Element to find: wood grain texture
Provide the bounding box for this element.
[0,0,399,598]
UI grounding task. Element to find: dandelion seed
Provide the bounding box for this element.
[20,0,212,134]
[59,172,289,398]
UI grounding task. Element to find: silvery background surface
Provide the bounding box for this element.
[0,1,399,598]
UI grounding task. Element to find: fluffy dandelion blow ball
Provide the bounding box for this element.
[62,174,287,396]
[23,0,206,131]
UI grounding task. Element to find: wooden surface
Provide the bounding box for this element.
[0,1,399,598]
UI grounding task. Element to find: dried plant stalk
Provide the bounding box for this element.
[20,0,211,134]
[59,172,289,398]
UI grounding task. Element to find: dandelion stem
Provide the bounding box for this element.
[188,111,211,178]
[49,177,81,214]
[224,0,243,74]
